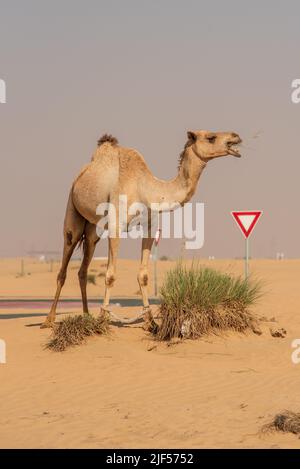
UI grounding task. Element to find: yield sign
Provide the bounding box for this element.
[231,211,262,238]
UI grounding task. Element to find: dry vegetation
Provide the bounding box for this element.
[262,411,300,435]
[155,263,262,341]
[46,312,110,351]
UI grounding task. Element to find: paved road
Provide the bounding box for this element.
[0,298,160,320]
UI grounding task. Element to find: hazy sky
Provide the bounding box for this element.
[1,0,299,259]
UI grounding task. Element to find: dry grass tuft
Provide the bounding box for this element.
[46,312,110,352]
[262,411,300,435]
[154,263,262,341]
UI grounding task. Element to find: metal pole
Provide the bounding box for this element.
[245,237,249,279]
[154,243,158,297]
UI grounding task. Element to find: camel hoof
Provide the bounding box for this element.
[100,307,110,317]
[142,307,159,334]
[143,320,159,334]
[40,321,54,329]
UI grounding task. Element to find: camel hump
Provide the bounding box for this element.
[97,133,119,147]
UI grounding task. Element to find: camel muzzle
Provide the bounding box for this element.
[227,138,242,157]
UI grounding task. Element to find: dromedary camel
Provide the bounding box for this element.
[42,129,242,328]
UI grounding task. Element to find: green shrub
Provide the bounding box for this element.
[156,263,262,340]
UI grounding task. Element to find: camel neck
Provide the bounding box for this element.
[175,147,207,203]
[141,147,206,207]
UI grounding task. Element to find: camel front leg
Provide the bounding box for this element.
[103,237,120,310]
[138,236,158,333]
[138,236,154,308]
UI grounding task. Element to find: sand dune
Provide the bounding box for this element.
[0,259,300,448]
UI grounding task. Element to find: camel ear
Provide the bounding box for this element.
[187,131,197,142]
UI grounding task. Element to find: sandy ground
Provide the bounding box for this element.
[0,257,300,448]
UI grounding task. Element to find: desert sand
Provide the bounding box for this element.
[0,257,300,448]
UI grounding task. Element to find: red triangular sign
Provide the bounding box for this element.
[231,211,262,238]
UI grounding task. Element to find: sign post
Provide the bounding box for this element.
[231,211,262,279]
[153,229,161,296]
[245,237,249,279]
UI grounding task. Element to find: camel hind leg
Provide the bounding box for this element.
[41,193,86,328]
[78,223,99,314]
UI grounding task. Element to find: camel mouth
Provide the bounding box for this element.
[227,142,241,157]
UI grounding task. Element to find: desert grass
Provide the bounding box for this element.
[262,411,300,435]
[155,263,262,341]
[46,312,110,352]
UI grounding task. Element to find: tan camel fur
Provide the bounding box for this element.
[42,130,242,328]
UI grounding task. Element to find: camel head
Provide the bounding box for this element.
[187,130,242,161]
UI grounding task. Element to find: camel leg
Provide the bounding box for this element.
[138,236,154,308]
[138,236,158,333]
[102,237,120,309]
[41,236,80,327]
[78,223,99,315]
[41,193,85,328]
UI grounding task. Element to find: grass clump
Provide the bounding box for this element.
[46,312,110,351]
[156,263,262,341]
[262,411,300,435]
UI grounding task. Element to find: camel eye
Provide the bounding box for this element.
[207,136,216,144]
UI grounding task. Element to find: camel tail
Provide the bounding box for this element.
[97,133,119,147]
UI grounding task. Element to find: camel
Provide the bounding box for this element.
[42,129,242,329]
